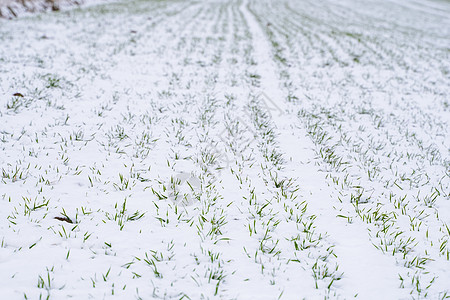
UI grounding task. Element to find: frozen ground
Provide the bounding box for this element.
[0,0,449,298]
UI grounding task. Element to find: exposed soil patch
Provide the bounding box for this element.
[0,0,82,18]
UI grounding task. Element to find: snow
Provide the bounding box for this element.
[0,0,449,298]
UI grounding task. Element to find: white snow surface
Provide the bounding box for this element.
[0,0,449,299]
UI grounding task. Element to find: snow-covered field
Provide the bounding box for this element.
[0,0,449,298]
